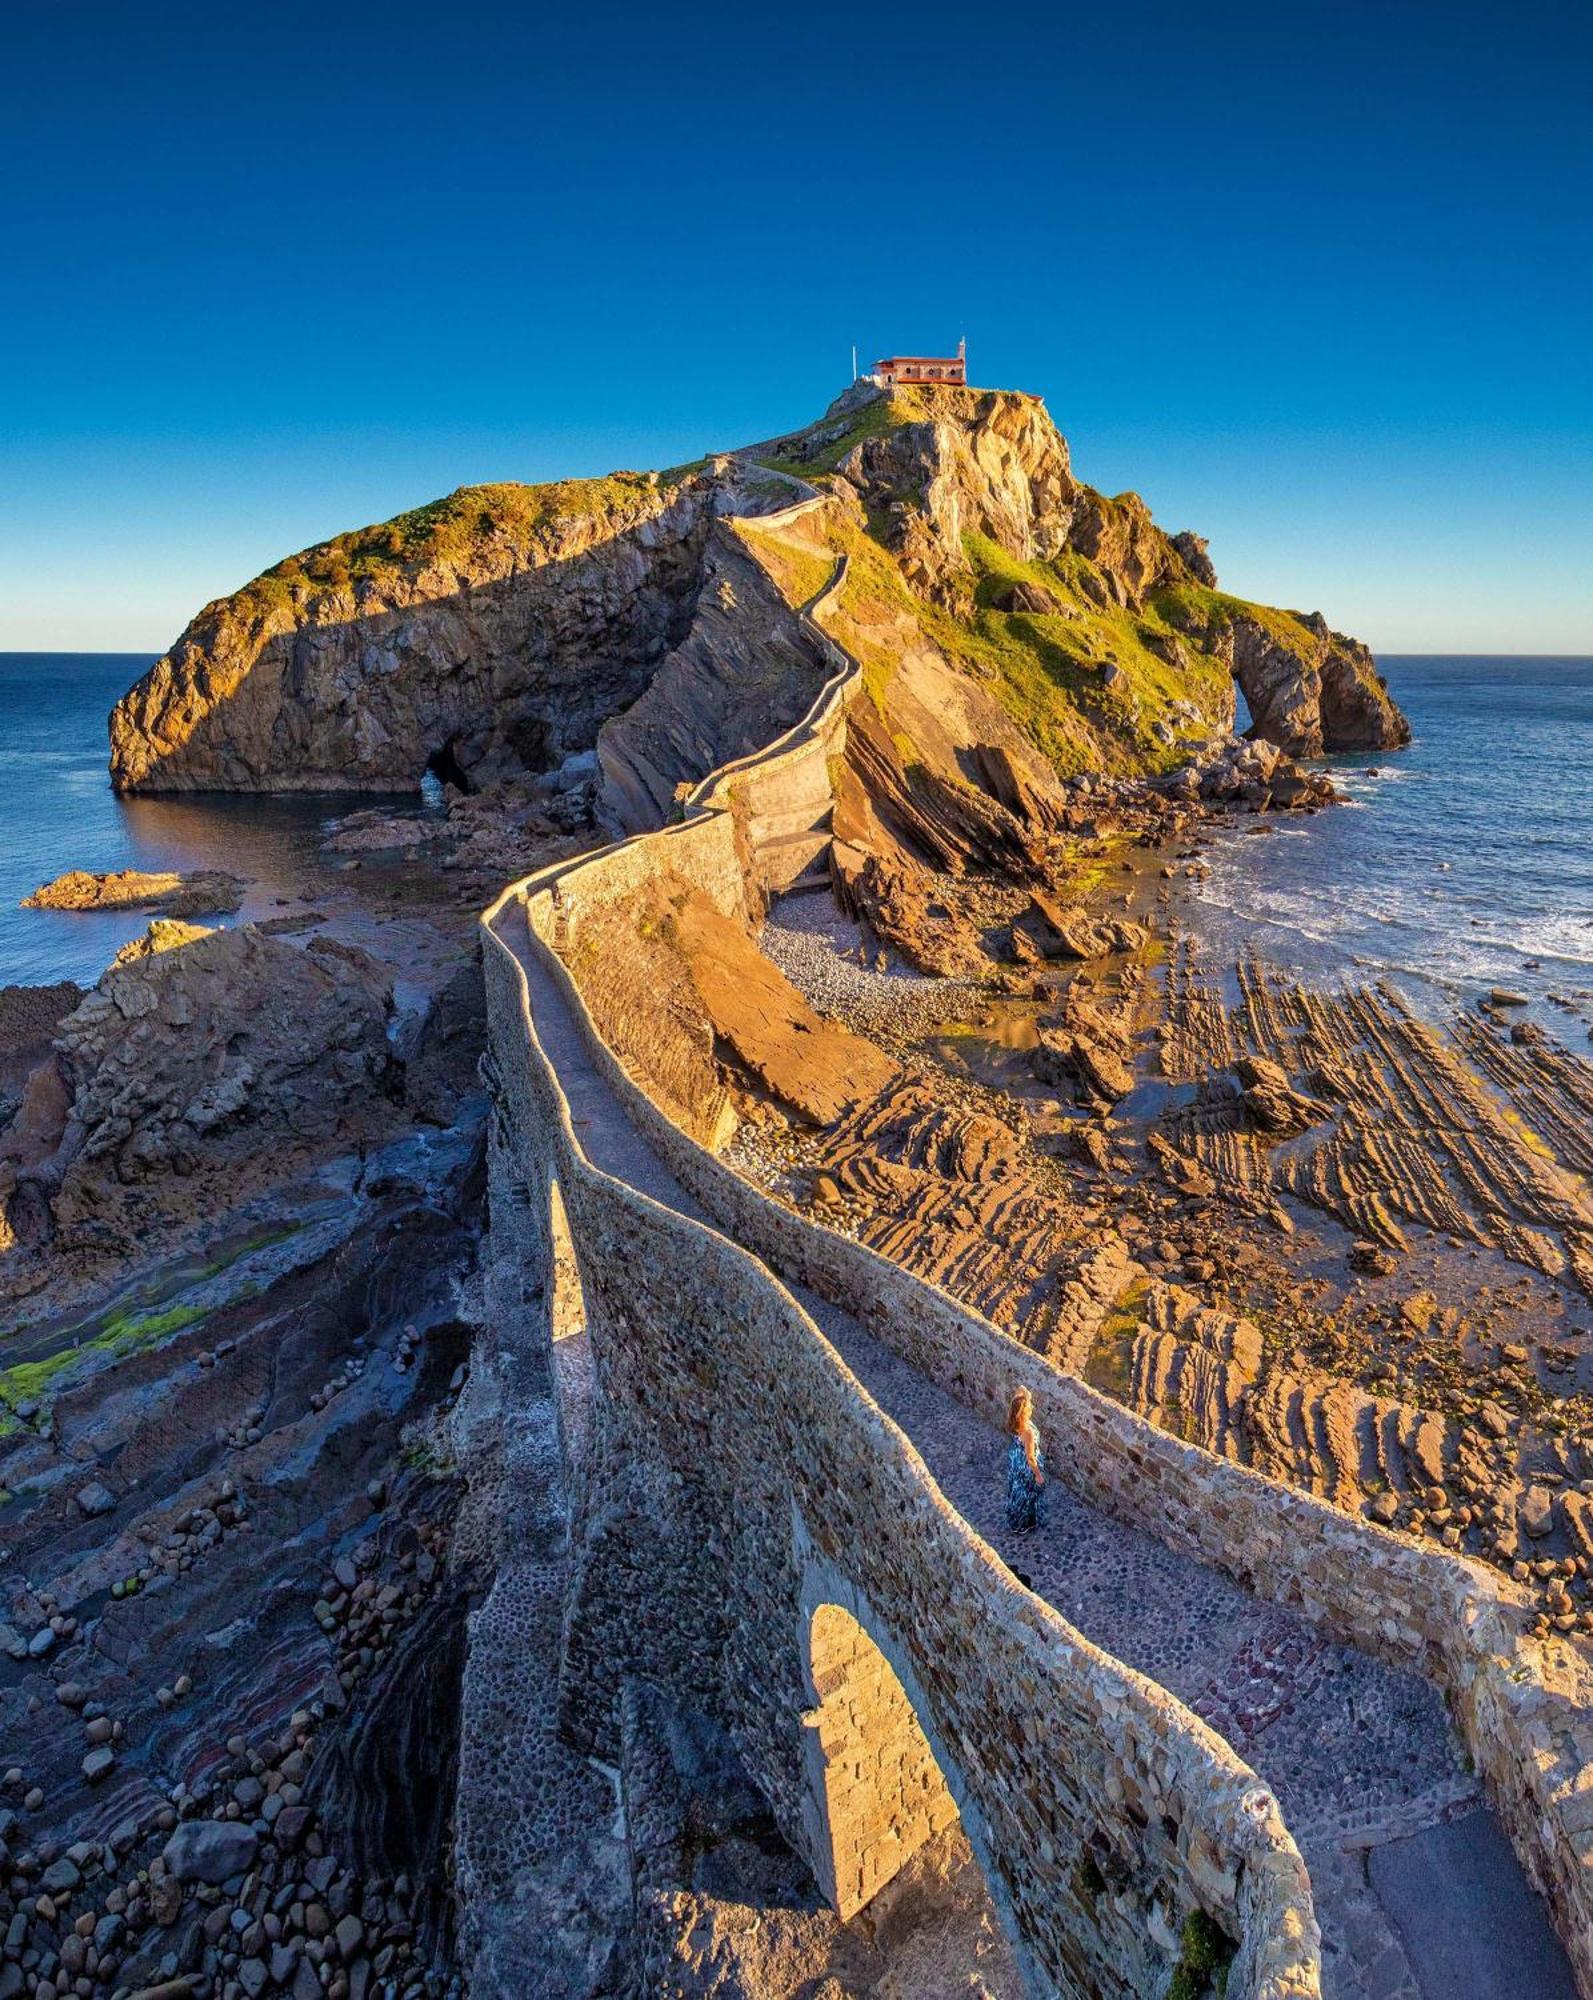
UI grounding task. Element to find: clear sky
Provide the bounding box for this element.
[4,0,1589,655]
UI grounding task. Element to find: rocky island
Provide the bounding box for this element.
[4,379,1588,2000]
[22,873,249,920]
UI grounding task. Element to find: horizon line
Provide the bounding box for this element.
[4,647,1592,663]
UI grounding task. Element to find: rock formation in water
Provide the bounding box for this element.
[22,867,248,916]
[108,382,1407,808]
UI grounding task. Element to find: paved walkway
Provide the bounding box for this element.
[502,910,1577,2000]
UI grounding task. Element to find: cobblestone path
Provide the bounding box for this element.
[505,914,1578,2000]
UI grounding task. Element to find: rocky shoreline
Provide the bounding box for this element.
[0,784,594,2000]
[22,875,250,922]
[736,786,1593,1648]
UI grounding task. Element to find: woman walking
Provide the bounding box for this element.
[1005,1386,1047,1532]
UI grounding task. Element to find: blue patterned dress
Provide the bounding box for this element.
[1005,1432,1047,1532]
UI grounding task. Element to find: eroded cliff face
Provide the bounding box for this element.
[1222,608,1408,758]
[827,384,1081,600]
[595,517,833,836]
[773,383,1408,759]
[109,465,781,795]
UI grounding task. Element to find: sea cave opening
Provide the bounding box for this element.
[424,735,472,796]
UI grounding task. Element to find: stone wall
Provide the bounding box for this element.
[479,497,1327,1997]
[479,470,1593,1997]
[526,866,1593,1996]
[481,481,1593,1995]
[481,905,1319,1998]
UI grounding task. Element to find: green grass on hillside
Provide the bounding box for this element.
[943,535,1232,773]
[762,389,929,482]
[781,507,1236,779]
[728,518,837,611]
[820,521,932,709]
[220,470,686,627]
[1151,582,1314,650]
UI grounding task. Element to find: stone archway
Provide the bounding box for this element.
[546,1172,586,1343]
[800,1600,962,1921]
[544,1171,594,1482]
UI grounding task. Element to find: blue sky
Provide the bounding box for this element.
[4,0,1589,654]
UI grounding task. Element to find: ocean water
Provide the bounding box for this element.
[1189,656,1593,1023]
[0,654,417,990]
[4,653,1591,1016]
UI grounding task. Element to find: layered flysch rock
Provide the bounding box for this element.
[595,518,832,835]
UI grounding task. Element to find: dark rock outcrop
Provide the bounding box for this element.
[596,520,831,835]
[109,465,786,796]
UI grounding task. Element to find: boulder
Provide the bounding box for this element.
[993,578,1069,616]
[1034,1028,1135,1104]
[830,841,987,980]
[1,926,394,1248]
[1163,734,1338,811]
[56,928,391,1182]
[162,1819,259,1885]
[110,920,215,967]
[665,887,898,1125]
[1400,1293,1439,1335]
[1019,893,1147,962]
[1236,1056,1329,1136]
[1033,992,1137,1105]
[1519,1484,1556,1540]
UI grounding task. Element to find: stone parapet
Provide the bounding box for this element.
[479,491,1325,1997]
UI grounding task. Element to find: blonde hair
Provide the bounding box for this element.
[1007,1387,1041,1477]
